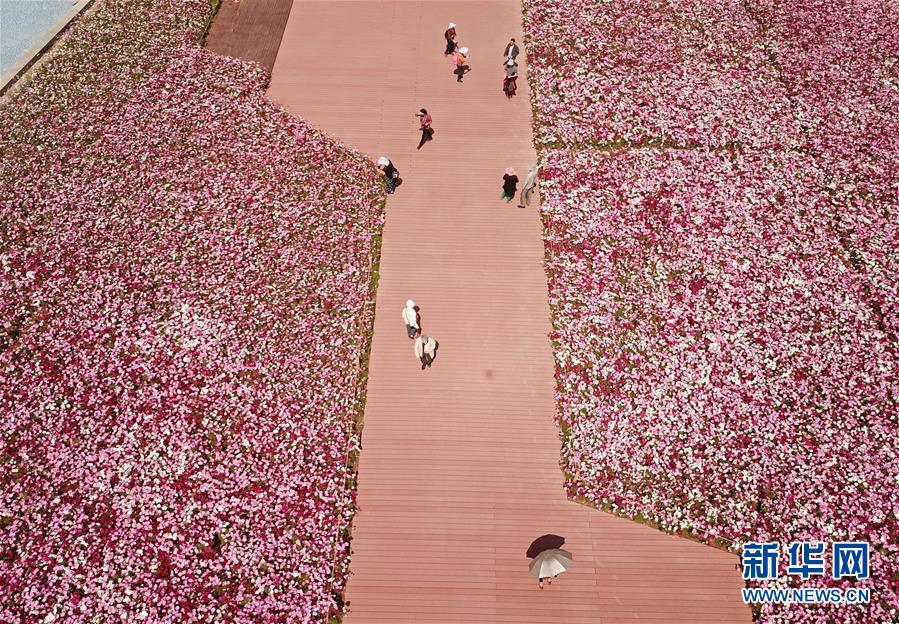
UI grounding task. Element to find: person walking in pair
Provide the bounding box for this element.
[402,299,419,339]
[502,167,519,202]
[503,37,519,61]
[415,108,434,149]
[414,333,437,369]
[378,156,399,194]
[444,23,457,55]
[502,58,519,97]
[454,47,470,82]
[518,164,540,207]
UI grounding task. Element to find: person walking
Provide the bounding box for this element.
[402,299,419,339]
[454,47,469,82]
[502,167,519,203]
[414,108,433,149]
[502,57,519,96]
[503,37,519,60]
[444,23,457,55]
[538,575,558,589]
[378,156,399,194]
[518,164,540,207]
[414,333,437,369]
[529,548,573,589]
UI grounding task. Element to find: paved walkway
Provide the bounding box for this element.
[268,2,752,622]
[205,0,293,74]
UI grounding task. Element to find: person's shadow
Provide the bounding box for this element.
[454,65,470,82]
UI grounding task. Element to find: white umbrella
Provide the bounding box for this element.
[528,548,573,579]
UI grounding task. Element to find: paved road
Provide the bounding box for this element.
[268,2,752,622]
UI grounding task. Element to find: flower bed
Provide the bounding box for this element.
[523,0,898,334]
[1,1,383,621]
[525,0,898,622]
[746,0,899,336]
[522,0,800,149]
[540,148,897,622]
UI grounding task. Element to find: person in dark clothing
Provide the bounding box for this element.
[378,156,399,194]
[503,37,519,60]
[415,108,433,149]
[502,167,519,202]
[444,23,457,55]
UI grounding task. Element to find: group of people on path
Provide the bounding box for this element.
[379,23,542,370]
[445,23,520,94]
[444,23,470,82]
[402,299,437,369]
[377,23,540,206]
[377,20,573,592]
[502,37,520,96]
[502,163,541,207]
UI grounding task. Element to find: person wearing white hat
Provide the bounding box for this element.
[502,167,519,203]
[444,23,457,55]
[402,299,420,339]
[377,156,399,194]
[454,46,470,82]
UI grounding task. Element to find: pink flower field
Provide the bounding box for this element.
[525,0,898,622]
[749,0,899,336]
[1,1,382,621]
[522,0,801,149]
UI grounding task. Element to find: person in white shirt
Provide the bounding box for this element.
[402,299,419,339]
[414,334,437,369]
[503,37,519,60]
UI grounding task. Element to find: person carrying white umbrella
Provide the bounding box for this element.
[529,548,573,589]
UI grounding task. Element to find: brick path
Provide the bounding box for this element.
[204,0,293,74]
[268,2,753,622]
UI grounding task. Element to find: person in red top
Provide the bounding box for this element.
[415,108,433,149]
